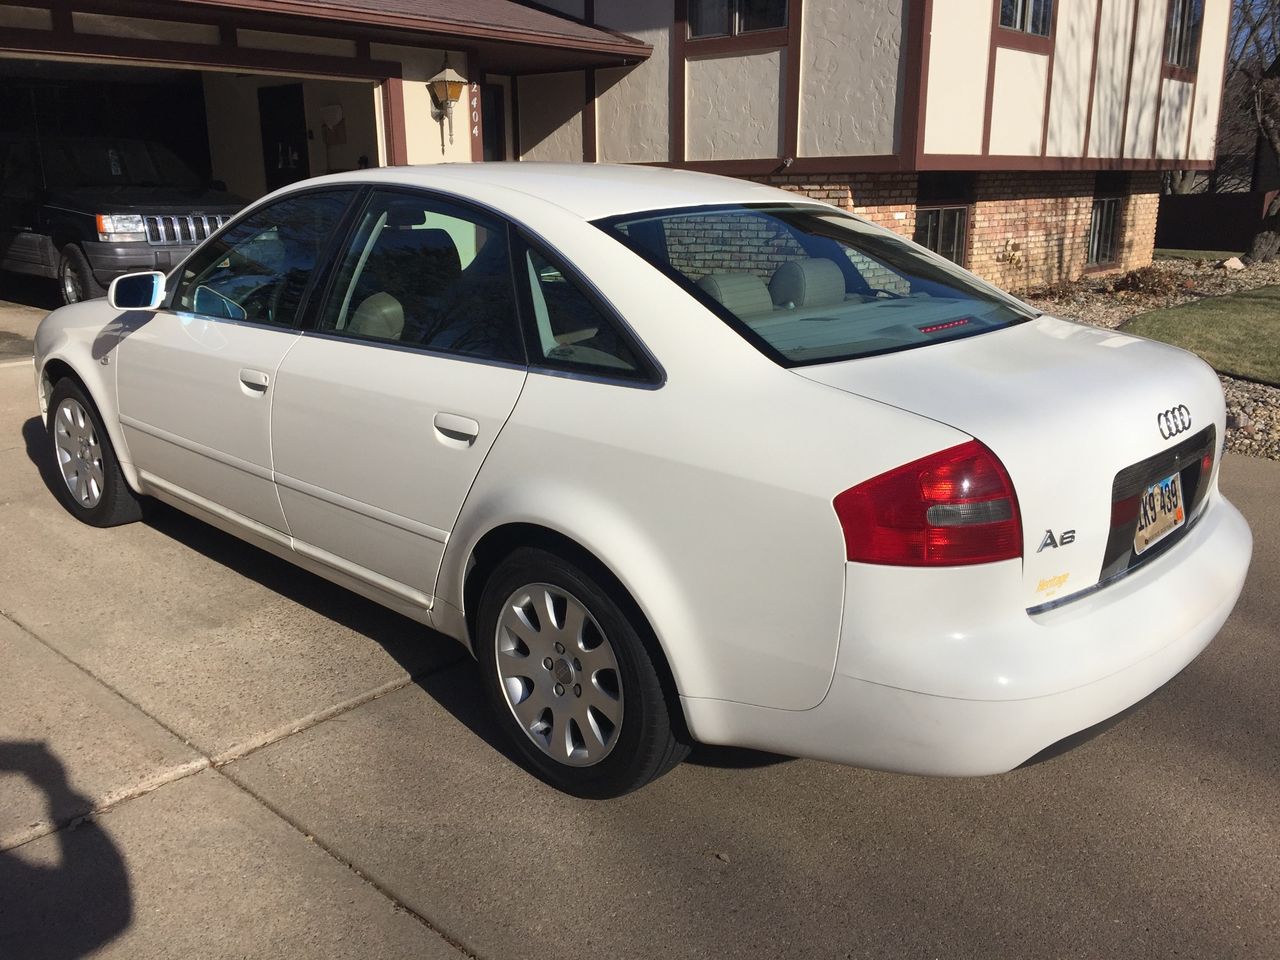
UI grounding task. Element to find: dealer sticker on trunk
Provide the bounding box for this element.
[1134,471,1185,555]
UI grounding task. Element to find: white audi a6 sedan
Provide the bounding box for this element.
[33,164,1252,797]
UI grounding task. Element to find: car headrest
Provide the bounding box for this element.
[384,202,428,228]
[769,258,847,308]
[349,291,404,341]
[696,272,774,317]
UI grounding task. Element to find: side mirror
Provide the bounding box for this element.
[108,271,165,310]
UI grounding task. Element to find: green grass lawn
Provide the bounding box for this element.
[1122,285,1280,386]
[1153,248,1244,261]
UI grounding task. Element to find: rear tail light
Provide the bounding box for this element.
[833,441,1022,566]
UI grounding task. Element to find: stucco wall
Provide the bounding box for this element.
[594,0,672,163]
[202,73,378,199]
[1121,0,1165,158]
[988,48,1049,155]
[1045,0,1098,157]
[685,50,783,161]
[518,70,585,162]
[922,0,991,155]
[1190,0,1231,160]
[369,43,473,165]
[798,0,903,157]
[1087,0,1136,157]
[1156,78,1194,159]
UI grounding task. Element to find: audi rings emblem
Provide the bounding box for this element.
[1157,404,1192,440]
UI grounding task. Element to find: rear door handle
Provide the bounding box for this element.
[239,368,270,392]
[434,412,480,446]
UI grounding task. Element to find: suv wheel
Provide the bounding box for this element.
[58,244,104,305]
[476,547,689,798]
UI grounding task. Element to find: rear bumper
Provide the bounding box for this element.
[83,241,195,285]
[682,494,1252,775]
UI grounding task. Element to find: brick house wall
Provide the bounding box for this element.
[751,171,1161,293]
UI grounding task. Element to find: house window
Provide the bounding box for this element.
[1000,0,1053,36]
[914,207,968,265]
[1165,0,1204,70]
[689,0,787,39]
[1087,198,1120,266]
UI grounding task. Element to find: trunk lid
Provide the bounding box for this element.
[799,315,1225,607]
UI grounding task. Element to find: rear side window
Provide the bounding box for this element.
[598,204,1033,366]
[520,244,652,381]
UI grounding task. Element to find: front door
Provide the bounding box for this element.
[115,188,355,533]
[270,189,527,606]
[258,84,310,193]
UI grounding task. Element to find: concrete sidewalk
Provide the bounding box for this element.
[2,331,1278,958]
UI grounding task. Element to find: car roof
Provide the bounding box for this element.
[309,162,819,222]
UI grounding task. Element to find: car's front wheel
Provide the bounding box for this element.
[58,244,105,305]
[46,378,143,527]
[476,547,688,798]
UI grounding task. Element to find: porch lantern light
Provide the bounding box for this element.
[428,56,467,148]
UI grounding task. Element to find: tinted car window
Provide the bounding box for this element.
[42,138,204,190]
[318,190,523,363]
[173,190,354,327]
[522,246,647,379]
[599,204,1034,366]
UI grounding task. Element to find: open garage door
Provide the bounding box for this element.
[0,57,380,304]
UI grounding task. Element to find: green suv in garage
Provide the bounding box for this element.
[0,135,244,304]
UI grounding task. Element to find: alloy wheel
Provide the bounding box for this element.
[494,582,624,766]
[53,398,105,508]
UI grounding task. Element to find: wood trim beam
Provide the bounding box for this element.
[900,0,932,168]
[1118,0,1142,159]
[583,68,597,162]
[382,77,410,165]
[981,0,1000,156]
[782,0,802,160]
[683,27,789,57]
[0,25,403,80]
[916,153,1214,172]
[670,0,687,164]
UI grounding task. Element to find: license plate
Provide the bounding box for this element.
[1134,471,1185,554]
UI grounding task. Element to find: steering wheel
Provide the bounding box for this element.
[238,281,287,324]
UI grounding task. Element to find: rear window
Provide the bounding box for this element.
[596,204,1034,366]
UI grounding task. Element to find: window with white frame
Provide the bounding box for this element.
[1165,0,1204,70]
[688,0,787,39]
[1000,0,1053,36]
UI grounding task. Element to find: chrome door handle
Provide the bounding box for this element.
[239,368,270,392]
[434,412,480,445]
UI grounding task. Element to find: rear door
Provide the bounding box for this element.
[115,188,355,534]
[269,188,527,607]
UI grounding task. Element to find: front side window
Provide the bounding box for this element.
[1087,197,1120,266]
[173,189,354,327]
[1000,0,1053,36]
[1165,0,1204,70]
[318,190,523,363]
[914,207,968,265]
[689,0,786,38]
[598,204,1033,367]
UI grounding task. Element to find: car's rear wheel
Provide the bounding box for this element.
[476,547,688,798]
[58,244,104,305]
[47,379,143,527]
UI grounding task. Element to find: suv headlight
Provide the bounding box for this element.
[96,214,147,242]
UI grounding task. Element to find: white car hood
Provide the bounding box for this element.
[796,315,1227,607]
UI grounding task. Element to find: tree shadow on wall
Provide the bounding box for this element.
[0,742,132,959]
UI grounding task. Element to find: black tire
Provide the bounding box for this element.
[58,244,105,305]
[476,547,689,798]
[46,378,143,527]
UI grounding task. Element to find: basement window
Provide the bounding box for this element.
[689,0,787,38]
[1087,198,1120,266]
[1165,0,1204,71]
[915,208,968,266]
[1000,0,1053,37]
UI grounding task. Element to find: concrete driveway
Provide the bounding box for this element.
[1,292,1278,959]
